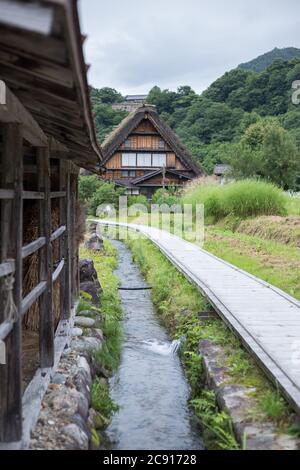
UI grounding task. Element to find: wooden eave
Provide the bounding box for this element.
[0,0,102,170]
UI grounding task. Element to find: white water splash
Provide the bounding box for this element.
[142,338,182,356]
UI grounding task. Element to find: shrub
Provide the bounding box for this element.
[90,182,125,215]
[223,180,286,218]
[181,179,286,221]
[152,187,181,208]
[79,175,103,203]
[127,194,149,208]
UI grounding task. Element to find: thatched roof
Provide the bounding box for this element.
[102,105,204,176]
[0,0,102,170]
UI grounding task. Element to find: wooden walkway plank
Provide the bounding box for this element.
[99,221,300,416]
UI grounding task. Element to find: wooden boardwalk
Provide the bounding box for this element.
[99,221,300,416]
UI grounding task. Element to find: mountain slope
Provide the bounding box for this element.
[238,47,300,73]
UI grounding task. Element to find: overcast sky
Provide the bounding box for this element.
[80,0,300,96]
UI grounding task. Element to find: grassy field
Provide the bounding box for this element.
[202,226,300,300]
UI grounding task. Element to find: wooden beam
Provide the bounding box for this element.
[0,123,23,443]
[0,261,15,278]
[52,259,65,283]
[0,48,74,88]
[50,225,66,243]
[50,191,66,199]
[22,237,46,260]
[37,147,54,368]
[0,24,67,64]
[0,320,13,342]
[21,281,47,317]
[0,83,47,147]
[0,189,14,200]
[62,165,72,318]
[22,191,45,200]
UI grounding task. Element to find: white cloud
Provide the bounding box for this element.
[79,0,300,95]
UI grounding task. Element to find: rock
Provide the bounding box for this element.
[79,259,98,283]
[47,387,88,420]
[88,222,98,233]
[84,234,103,252]
[74,317,95,328]
[73,371,91,403]
[77,309,96,318]
[93,411,110,430]
[80,281,100,305]
[72,412,90,436]
[71,337,102,353]
[72,327,83,337]
[61,424,89,450]
[52,373,66,385]
[77,356,92,385]
[93,328,104,341]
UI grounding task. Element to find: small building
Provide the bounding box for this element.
[101,105,204,197]
[112,95,147,112]
[213,164,231,185]
[0,0,102,448]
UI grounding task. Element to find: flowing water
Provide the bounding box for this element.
[106,240,203,450]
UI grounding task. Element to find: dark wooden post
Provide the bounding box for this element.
[70,171,77,305]
[65,165,73,313]
[0,123,23,443]
[73,172,80,298]
[59,159,71,319]
[37,147,54,368]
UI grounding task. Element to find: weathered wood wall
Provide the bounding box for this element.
[0,89,80,444]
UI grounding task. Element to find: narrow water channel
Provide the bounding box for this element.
[106,240,203,450]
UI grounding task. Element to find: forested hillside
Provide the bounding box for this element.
[91,58,300,189]
[239,47,300,73]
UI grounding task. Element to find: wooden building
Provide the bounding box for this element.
[0,0,102,448]
[102,105,204,198]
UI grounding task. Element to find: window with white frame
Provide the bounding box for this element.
[122,153,136,166]
[137,153,151,167]
[152,153,167,167]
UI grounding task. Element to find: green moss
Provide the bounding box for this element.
[91,428,102,448]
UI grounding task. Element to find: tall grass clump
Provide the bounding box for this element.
[182,179,286,222]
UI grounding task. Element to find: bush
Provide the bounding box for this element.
[127,194,149,208]
[223,180,286,218]
[152,187,181,208]
[79,175,103,203]
[181,179,286,221]
[90,182,125,215]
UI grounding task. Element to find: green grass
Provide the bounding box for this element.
[125,235,293,449]
[79,240,123,373]
[182,179,287,222]
[286,193,300,216]
[259,391,288,422]
[203,227,300,300]
[91,378,119,419]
